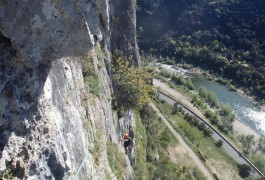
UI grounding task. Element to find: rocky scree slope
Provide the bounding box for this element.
[0,0,138,179]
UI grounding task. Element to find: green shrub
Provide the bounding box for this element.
[84,75,101,96]
[198,122,206,131]
[215,139,224,147]
[251,153,265,175]
[82,55,95,77]
[160,68,172,78]
[171,73,185,85]
[199,87,208,99]
[182,63,192,69]
[210,113,220,125]
[2,166,13,180]
[113,57,154,110]
[207,91,218,107]
[198,87,218,107]
[203,128,213,137]
[220,104,233,116]
[134,112,149,179]
[190,118,199,126]
[217,124,228,134]
[204,110,213,118]
[216,78,228,85]
[179,121,203,144]
[238,164,251,178]
[95,42,104,62]
[107,143,127,179]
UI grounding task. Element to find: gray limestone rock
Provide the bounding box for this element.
[0,0,137,179]
[110,0,141,67]
[0,0,110,68]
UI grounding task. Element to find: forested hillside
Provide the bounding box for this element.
[137,0,265,101]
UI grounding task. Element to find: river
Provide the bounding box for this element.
[190,74,265,135]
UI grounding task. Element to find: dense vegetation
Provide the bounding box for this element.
[154,99,242,179]
[134,106,205,179]
[137,0,265,102]
[112,56,154,111]
[158,68,235,134]
[107,143,127,179]
[157,69,265,176]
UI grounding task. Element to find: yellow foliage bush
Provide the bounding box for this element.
[113,57,154,110]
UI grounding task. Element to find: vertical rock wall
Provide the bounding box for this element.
[0,0,138,179]
[110,0,141,67]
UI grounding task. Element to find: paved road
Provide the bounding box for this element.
[154,79,205,118]
[150,103,214,180]
[154,79,260,139]
[156,90,263,178]
[158,92,246,164]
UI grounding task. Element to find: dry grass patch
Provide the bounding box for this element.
[208,160,241,180]
[166,146,194,167]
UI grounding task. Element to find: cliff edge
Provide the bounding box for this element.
[0,1,138,179]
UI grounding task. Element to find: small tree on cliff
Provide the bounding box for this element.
[112,57,154,110]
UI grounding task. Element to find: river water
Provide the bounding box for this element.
[191,75,265,135]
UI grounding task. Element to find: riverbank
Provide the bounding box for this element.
[233,120,260,139]
[153,78,260,139]
[187,66,264,108]
[186,66,265,137]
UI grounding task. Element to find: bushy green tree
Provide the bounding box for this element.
[251,153,265,175]
[199,87,208,99]
[216,139,223,147]
[220,104,233,116]
[203,128,213,137]
[220,104,235,131]
[258,135,265,153]
[113,57,154,110]
[207,91,218,107]
[198,87,218,107]
[160,68,172,78]
[238,134,256,155]
[238,164,251,178]
[204,110,213,118]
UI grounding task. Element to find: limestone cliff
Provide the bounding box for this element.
[110,0,140,67]
[0,1,138,179]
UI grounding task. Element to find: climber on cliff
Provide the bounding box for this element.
[121,132,132,154]
[128,125,134,147]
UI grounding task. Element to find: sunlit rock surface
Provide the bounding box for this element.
[0,0,137,179]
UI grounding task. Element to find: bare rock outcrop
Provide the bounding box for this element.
[110,0,140,67]
[0,0,137,179]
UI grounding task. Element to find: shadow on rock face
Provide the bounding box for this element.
[0,1,93,69]
[109,0,140,67]
[47,152,65,179]
[0,0,114,178]
[0,32,50,178]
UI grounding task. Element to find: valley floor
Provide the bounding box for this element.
[150,103,215,180]
[153,78,260,139]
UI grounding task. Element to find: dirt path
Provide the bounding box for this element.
[150,103,214,180]
[153,79,259,138]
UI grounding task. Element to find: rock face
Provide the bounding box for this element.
[0,0,107,68]
[110,0,140,67]
[0,0,137,179]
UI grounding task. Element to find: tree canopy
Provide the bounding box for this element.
[113,57,155,110]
